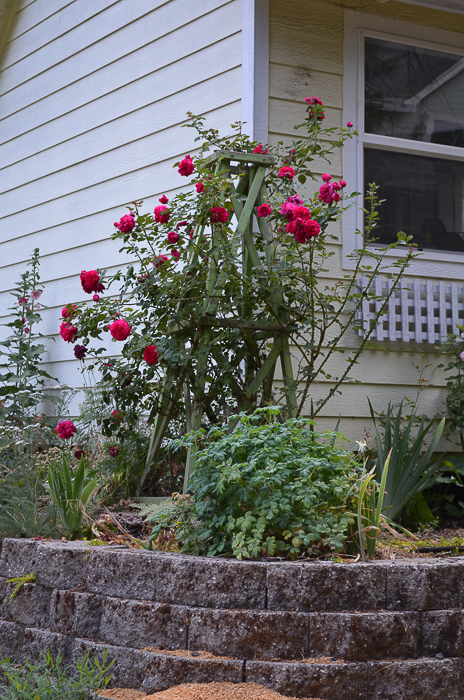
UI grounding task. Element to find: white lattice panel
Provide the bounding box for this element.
[356,277,464,343]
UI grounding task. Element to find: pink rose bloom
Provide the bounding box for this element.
[257,204,272,218]
[318,182,342,205]
[254,144,268,155]
[109,446,119,457]
[159,195,169,204]
[80,270,104,294]
[305,96,325,121]
[93,294,100,302]
[210,207,229,224]
[143,345,159,365]
[154,205,170,224]
[59,322,78,343]
[109,319,131,341]
[111,410,122,421]
[322,173,332,183]
[61,304,77,319]
[340,180,347,188]
[281,195,304,220]
[154,255,169,269]
[168,231,180,244]
[196,182,205,193]
[56,420,77,440]
[171,249,180,260]
[305,96,323,106]
[278,166,295,182]
[178,155,194,177]
[347,121,354,128]
[114,214,135,232]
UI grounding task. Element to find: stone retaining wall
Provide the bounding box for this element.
[0,539,463,699]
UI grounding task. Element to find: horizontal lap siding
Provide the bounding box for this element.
[0,0,242,393]
[269,0,464,437]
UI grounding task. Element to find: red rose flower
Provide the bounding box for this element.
[305,96,325,121]
[62,304,77,319]
[143,345,159,365]
[257,204,272,218]
[210,207,229,224]
[254,144,268,155]
[80,270,105,294]
[167,231,180,244]
[109,446,119,457]
[111,410,122,421]
[196,181,205,193]
[114,214,135,232]
[56,420,77,440]
[154,255,169,268]
[278,166,295,182]
[59,322,78,343]
[154,205,170,224]
[109,319,131,341]
[171,249,180,260]
[159,195,169,204]
[178,155,194,177]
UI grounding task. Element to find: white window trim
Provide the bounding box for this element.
[242,0,269,144]
[342,10,464,279]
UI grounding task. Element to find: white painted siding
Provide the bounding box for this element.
[0,0,242,403]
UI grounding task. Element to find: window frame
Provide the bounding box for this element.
[342,10,464,278]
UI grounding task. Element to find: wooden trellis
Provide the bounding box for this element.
[139,150,297,493]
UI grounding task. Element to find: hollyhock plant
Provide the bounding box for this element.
[143,345,159,365]
[109,319,131,341]
[30,290,42,300]
[257,204,272,218]
[210,206,229,224]
[59,322,78,343]
[167,231,180,244]
[80,270,104,294]
[74,344,87,359]
[18,297,28,305]
[56,420,77,440]
[114,213,135,232]
[278,166,296,182]
[178,155,194,177]
[154,205,169,224]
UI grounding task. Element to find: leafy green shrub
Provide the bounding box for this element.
[48,456,97,539]
[0,647,113,699]
[148,408,360,559]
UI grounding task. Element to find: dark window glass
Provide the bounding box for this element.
[364,148,464,252]
[365,37,464,147]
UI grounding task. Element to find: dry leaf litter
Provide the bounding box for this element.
[99,682,325,699]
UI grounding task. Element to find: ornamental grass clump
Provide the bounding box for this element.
[149,408,360,559]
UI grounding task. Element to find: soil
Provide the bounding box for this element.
[140,647,235,661]
[375,525,464,559]
[99,683,325,700]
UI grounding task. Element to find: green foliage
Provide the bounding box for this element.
[149,408,360,559]
[369,400,445,522]
[0,647,113,700]
[438,328,464,450]
[356,451,390,560]
[6,572,35,604]
[48,456,97,538]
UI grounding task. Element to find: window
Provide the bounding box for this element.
[343,12,464,278]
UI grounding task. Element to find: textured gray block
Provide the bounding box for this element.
[0,579,51,627]
[0,620,25,659]
[72,639,243,692]
[99,596,188,649]
[34,542,90,589]
[267,562,387,612]
[189,608,309,660]
[245,660,368,700]
[49,589,102,638]
[310,611,420,661]
[367,658,460,699]
[422,610,464,657]
[87,549,157,600]
[156,554,266,609]
[386,560,464,611]
[0,539,38,578]
[21,627,72,664]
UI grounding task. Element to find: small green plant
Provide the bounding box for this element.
[356,451,391,560]
[369,399,445,523]
[149,407,361,559]
[0,647,113,699]
[438,327,464,450]
[6,572,35,604]
[48,456,97,538]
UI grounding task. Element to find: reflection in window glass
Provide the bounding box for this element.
[365,37,464,147]
[364,149,464,252]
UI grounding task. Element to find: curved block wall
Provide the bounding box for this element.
[0,539,463,699]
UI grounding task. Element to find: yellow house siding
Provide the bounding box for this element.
[269,0,464,446]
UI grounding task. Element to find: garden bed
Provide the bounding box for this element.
[1,538,464,699]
